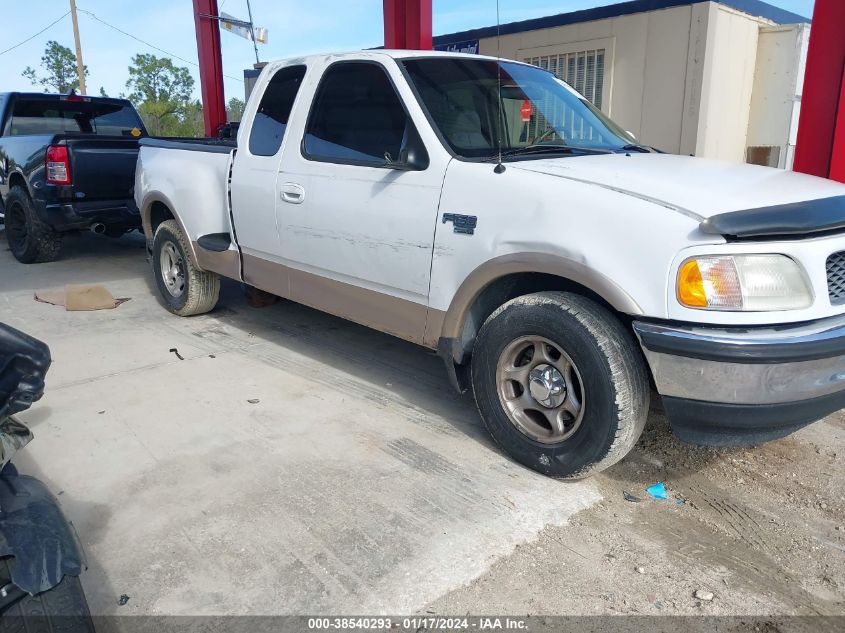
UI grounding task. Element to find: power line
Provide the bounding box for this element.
[0,12,70,56]
[76,7,244,83]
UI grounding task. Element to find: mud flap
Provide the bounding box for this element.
[0,473,85,596]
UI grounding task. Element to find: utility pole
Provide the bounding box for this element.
[68,0,87,94]
[245,0,260,65]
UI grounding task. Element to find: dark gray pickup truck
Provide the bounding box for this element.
[0,92,146,263]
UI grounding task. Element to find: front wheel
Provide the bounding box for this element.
[152,220,220,316]
[471,291,649,479]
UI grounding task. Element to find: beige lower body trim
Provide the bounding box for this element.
[423,309,446,349]
[242,253,441,347]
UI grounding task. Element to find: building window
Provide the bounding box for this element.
[525,49,606,110]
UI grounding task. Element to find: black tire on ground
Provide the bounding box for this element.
[471,291,650,479]
[151,219,220,316]
[0,558,94,633]
[3,187,62,264]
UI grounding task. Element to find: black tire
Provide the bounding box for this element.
[152,220,220,316]
[0,558,94,633]
[3,187,62,264]
[471,291,650,479]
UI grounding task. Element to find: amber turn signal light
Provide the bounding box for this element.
[677,259,707,308]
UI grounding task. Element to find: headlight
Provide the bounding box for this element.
[677,255,813,311]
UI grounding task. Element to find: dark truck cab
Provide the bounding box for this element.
[0,92,146,263]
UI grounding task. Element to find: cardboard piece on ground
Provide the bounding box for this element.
[33,288,66,307]
[34,285,130,311]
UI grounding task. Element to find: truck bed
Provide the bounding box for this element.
[135,136,236,255]
[139,137,237,153]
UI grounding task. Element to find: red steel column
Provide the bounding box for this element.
[793,0,845,180]
[193,0,227,136]
[384,0,432,50]
[831,67,845,183]
[383,0,407,49]
[405,0,432,50]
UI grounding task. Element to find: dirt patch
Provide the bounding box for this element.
[427,403,845,620]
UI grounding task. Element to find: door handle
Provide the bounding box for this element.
[280,183,305,204]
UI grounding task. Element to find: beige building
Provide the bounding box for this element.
[434,0,810,168]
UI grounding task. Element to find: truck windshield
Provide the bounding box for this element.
[401,57,633,160]
[8,98,145,137]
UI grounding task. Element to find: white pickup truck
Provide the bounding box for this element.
[135,50,845,478]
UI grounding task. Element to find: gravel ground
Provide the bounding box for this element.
[429,400,845,621]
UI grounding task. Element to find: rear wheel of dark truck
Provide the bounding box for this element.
[0,558,94,633]
[471,291,650,479]
[3,187,62,264]
[152,220,220,316]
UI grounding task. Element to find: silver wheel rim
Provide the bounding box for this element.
[495,335,586,444]
[159,241,185,298]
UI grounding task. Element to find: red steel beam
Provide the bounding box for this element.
[193,0,227,137]
[831,66,845,183]
[404,0,432,50]
[793,0,845,180]
[384,0,407,49]
[384,0,432,50]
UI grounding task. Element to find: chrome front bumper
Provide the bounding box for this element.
[633,314,845,446]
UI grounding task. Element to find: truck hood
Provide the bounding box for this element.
[511,153,845,220]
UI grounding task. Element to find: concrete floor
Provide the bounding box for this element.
[0,230,599,616]
[2,229,843,625]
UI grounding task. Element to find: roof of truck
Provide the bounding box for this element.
[0,91,133,104]
[244,50,542,83]
[264,49,534,68]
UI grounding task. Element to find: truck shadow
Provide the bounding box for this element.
[142,271,497,447]
[0,227,148,294]
[603,395,747,487]
[141,271,732,478]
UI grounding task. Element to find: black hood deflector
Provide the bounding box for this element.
[701,195,845,240]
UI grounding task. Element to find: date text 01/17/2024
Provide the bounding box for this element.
[307,617,529,630]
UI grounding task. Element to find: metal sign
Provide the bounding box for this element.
[435,39,480,55]
[219,11,268,44]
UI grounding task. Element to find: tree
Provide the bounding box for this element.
[126,54,201,136]
[227,97,245,122]
[126,53,194,104]
[22,41,87,93]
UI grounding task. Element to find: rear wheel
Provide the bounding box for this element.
[471,291,650,479]
[152,220,220,316]
[3,187,62,264]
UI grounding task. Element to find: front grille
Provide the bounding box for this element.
[828,251,845,305]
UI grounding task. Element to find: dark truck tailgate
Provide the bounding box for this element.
[67,137,139,202]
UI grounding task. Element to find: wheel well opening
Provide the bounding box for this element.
[8,173,26,193]
[456,273,631,364]
[149,202,174,236]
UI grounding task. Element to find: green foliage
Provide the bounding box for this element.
[126,53,194,104]
[22,41,87,93]
[227,97,246,122]
[126,54,203,137]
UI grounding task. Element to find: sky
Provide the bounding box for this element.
[2,0,815,105]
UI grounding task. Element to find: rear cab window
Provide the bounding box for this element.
[249,65,307,156]
[7,97,146,137]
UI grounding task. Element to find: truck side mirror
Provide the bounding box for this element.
[388,124,429,171]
